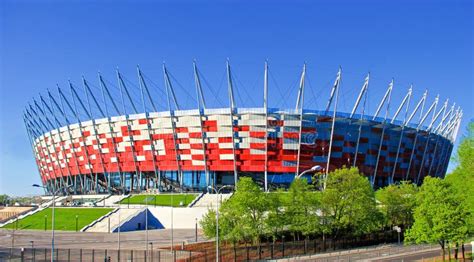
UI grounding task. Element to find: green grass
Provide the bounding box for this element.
[119,194,198,207]
[1,207,113,231]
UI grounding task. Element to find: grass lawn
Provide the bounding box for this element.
[1,207,113,231]
[119,194,198,207]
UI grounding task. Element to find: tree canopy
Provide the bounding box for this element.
[405,177,469,254]
[320,167,381,238]
[375,181,417,228]
[444,121,474,231]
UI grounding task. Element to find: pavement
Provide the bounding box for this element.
[0,228,206,251]
[277,243,472,261]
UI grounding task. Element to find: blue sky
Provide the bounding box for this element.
[0,0,472,196]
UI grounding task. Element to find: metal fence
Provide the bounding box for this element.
[0,247,199,262]
[1,231,399,261]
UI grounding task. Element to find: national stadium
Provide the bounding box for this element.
[23,62,462,195]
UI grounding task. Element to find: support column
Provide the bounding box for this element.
[372,80,393,187]
[137,67,161,192]
[325,68,341,188]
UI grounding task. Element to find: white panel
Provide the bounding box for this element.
[178,144,190,149]
[219,154,234,160]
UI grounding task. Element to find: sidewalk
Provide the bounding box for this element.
[276,243,438,261]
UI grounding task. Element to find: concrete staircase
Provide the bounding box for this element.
[191,193,233,209]
[84,207,142,232]
[101,195,129,207]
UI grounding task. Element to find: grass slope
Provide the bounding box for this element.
[2,207,112,231]
[119,194,198,207]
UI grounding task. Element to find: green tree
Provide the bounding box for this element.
[375,181,418,228]
[200,208,218,238]
[281,178,320,241]
[405,176,469,260]
[320,167,381,241]
[0,194,10,205]
[443,121,474,258]
[263,189,286,242]
[200,177,269,244]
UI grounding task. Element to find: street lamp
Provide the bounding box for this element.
[33,183,72,262]
[207,185,233,262]
[295,165,322,179]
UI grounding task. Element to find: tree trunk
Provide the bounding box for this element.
[447,241,451,261]
[439,240,445,262]
[461,242,465,259]
[454,242,458,260]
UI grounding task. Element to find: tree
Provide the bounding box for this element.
[0,194,10,205]
[200,208,218,238]
[320,167,381,241]
[281,178,320,241]
[200,177,269,244]
[405,176,469,261]
[443,121,474,259]
[263,189,286,242]
[375,181,418,229]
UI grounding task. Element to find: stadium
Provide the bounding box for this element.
[23,62,462,195]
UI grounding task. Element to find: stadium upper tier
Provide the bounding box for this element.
[23,63,462,194]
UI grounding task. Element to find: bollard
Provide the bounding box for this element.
[44,248,47,261]
[282,238,285,257]
[68,249,71,262]
[21,248,24,261]
[173,250,176,262]
[79,249,82,262]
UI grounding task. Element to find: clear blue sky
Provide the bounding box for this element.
[0,0,472,196]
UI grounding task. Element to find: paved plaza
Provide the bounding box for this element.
[0,228,206,251]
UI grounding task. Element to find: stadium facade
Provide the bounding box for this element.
[23,62,463,195]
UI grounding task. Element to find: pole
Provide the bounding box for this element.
[145,193,148,256]
[207,185,231,262]
[51,191,55,262]
[195,218,198,242]
[325,68,341,189]
[75,215,78,232]
[117,208,121,252]
[216,190,220,262]
[171,193,174,251]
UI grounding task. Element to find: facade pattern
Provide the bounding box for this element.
[23,64,462,194]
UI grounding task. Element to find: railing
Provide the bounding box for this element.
[1,247,198,262]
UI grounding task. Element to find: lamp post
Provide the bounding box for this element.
[295,165,322,179]
[195,218,198,242]
[33,183,72,262]
[207,185,233,262]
